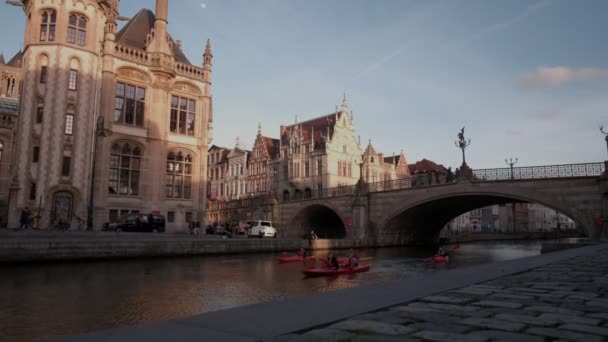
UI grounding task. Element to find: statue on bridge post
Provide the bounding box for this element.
[455,127,473,180]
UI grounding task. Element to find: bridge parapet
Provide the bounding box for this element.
[473,162,604,181]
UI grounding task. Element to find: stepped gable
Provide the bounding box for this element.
[115,9,191,65]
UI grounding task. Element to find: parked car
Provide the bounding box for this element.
[206,225,233,238]
[102,214,166,233]
[247,220,277,238]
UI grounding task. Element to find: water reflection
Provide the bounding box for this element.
[0,241,541,342]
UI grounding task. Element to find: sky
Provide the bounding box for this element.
[1,0,608,169]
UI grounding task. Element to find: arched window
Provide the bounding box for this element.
[166,151,193,199]
[0,140,3,162]
[109,142,141,196]
[5,76,15,97]
[40,9,56,41]
[67,14,87,46]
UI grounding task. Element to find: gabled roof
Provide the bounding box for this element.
[281,112,339,149]
[6,50,22,67]
[384,156,397,164]
[408,159,447,174]
[261,136,280,159]
[0,97,19,116]
[363,142,377,157]
[115,9,192,65]
[0,53,4,64]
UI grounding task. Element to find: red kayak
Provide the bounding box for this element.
[318,256,374,265]
[302,264,370,276]
[432,255,449,263]
[276,256,316,264]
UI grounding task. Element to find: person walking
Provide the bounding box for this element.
[19,207,31,230]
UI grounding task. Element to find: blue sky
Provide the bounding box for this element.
[1,0,608,169]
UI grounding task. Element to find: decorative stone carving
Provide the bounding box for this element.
[117,68,150,83]
[173,82,200,95]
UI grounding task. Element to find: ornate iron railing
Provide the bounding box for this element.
[367,178,412,192]
[472,162,605,181]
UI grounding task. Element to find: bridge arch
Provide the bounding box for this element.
[381,189,589,245]
[288,204,347,239]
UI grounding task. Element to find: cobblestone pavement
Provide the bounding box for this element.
[268,247,608,342]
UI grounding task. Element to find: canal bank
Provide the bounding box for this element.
[0,230,576,263]
[0,230,580,263]
[50,242,608,342]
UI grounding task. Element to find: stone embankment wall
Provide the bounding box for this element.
[0,232,373,263]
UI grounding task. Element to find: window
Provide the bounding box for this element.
[68,70,78,90]
[109,142,141,196]
[305,161,310,177]
[30,182,37,201]
[170,95,195,135]
[40,10,56,41]
[62,156,71,177]
[36,106,43,123]
[65,114,74,135]
[185,212,193,223]
[0,141,3,161]
[67,14,87,46]
[114,82,145,126]
[166,151,193,199]
[167,211,175,223]
[33,146,40,163]
[109,209,118,222]
[40,66,48,83]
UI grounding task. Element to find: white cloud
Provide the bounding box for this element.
[521,66,608,89]
[200,3,207,9]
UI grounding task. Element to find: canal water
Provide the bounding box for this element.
[0,241,541,342]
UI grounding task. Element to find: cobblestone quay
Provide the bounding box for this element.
[273,244,608,342]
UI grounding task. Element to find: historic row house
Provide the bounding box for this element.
[361,140,411,191]
[207,138,252,202]
[248,123,279,197]
[7,0,213,232]
[0,52,22,227]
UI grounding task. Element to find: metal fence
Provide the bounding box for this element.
[472,162,605,181]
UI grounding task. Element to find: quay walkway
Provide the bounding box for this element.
[52,243,608,342]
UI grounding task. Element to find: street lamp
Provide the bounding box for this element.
[88,115,106,231]
[505,157,518,180]
[600,125,608,156]
[505,157,518,232]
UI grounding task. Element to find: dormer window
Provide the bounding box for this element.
[67,14,87,46]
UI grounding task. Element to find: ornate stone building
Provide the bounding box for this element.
[248,123,279,197]
[279,96,362,200]
[8,0,213,232]
[0,52,22,226]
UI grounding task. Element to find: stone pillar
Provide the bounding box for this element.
[351,194,369,240]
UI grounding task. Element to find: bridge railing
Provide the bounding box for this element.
[472,162,605,181]
[367,178,413,192]
[280,185,357,202]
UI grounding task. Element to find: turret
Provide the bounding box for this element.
[203,38,212,83]
[147,0,173,55]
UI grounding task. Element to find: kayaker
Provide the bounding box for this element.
[298,248,307,258]
[346,249,359,268]
[329,253,339,270]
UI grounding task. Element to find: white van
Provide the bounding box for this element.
[247,220,277,238]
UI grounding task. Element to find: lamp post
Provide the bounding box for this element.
[600,126,608,156]
[505,157,518,180]
[88,115,106,231]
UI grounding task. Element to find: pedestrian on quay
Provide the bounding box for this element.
[18,207,31,230]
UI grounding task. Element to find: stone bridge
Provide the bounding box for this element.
[207,163,608,245]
